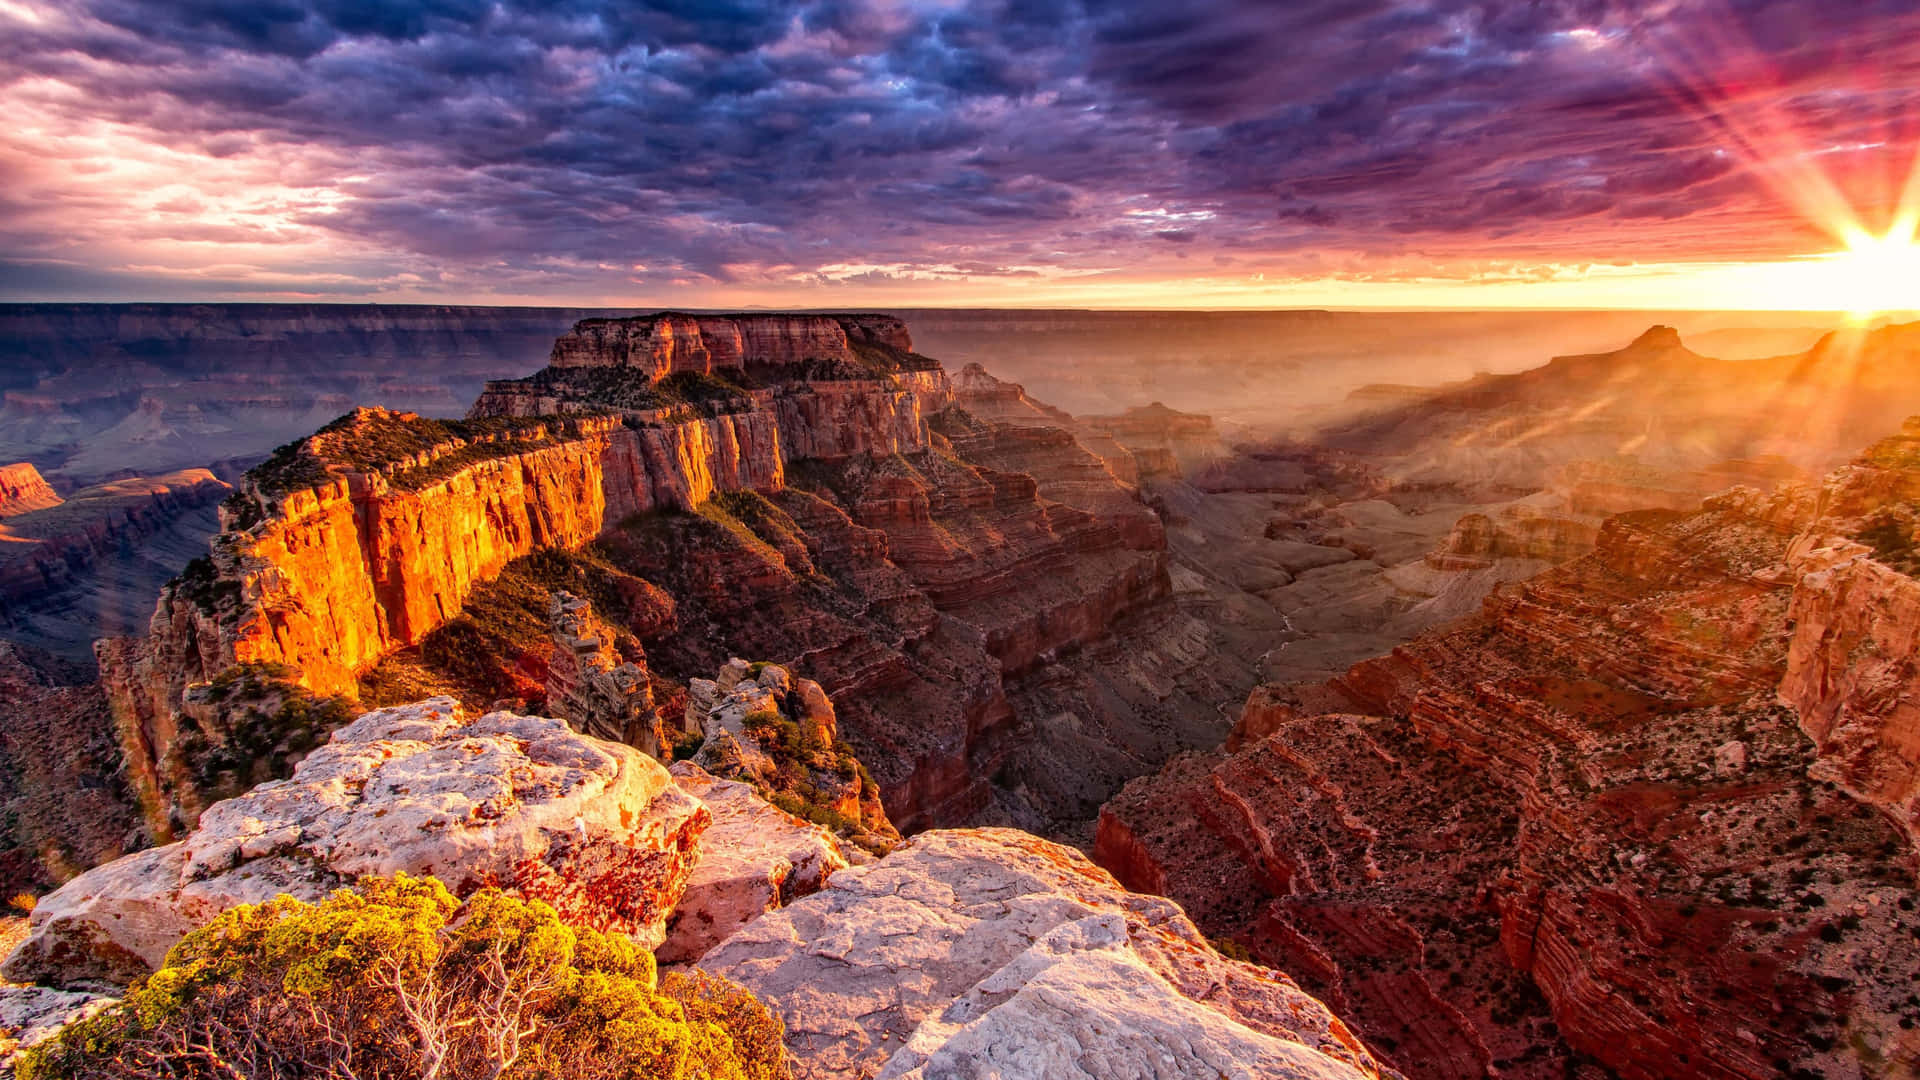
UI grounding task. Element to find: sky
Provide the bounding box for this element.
[1,0,1918,310]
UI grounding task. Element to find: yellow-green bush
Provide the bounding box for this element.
[20,874,788,1080]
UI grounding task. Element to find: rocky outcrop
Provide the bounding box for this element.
[658,761,860,964]
[1775,427,1920,842]
[1780,538,1920,838]
[1426,504,1598,570]
[3,698,708,987]
[544,591,661,753]
[699,828,1395,1080]
[1086,401,1226,480]
[0,464,59,517]
[1099,438,1920,1080]
[682,658,895,850]
[950,362,1141,485]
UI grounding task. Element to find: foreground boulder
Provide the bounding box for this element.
[658,762,864,964]
[699,828,1393,1080]
[4,698,708,987]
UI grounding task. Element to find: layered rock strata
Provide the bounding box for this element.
[0,464,59,517]
[112,314,1231,842]
[0,470,229,611]
[542,312,916,378]
[545,591,661,752]
[103,311,957,831]
[4,697,709,987]
[699,827,1396,1080]
[1097,454,1920,1080]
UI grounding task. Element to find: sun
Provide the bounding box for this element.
[1823,225,1920,319]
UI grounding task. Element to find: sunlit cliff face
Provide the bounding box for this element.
[0,0,1917,309]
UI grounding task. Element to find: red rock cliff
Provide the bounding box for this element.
[1098,440,1920,1080]
[99,318,967,835]
[0,464,60,517]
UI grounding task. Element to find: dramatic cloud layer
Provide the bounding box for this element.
[1,0,1917,304]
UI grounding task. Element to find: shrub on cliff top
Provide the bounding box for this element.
[19,874,789,1080]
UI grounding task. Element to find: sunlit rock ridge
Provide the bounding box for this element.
[97,313,1237,859]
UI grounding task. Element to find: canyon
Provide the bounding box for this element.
[5,308,1920,1080]
[0,465,231,665]
[1095,421,1920,1080]
[94,313,1239,853]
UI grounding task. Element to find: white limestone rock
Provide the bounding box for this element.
[4,698,708,987]
[699,828,1393,1080]
[657,762,863,964]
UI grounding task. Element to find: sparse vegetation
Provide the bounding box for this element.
[737,697,884,851]
[1855,506,1920,574]
[18,874,790,1080]
[171,555,241,615]
[247,411,574,498]
[360,547,670,712]
[165,663,355,811]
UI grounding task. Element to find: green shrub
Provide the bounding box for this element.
[20,874,789,1080]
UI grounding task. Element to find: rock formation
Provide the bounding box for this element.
[544,590,661,752]
[3,697,708,986]
[0,464,59,517]
[106,314,1244,848]
[1096,427,1920,1080]
[1425,503,1598,570]
[699,827,1397,1080]
[949,362,1142,484]
[1086,401,1227,479]
[658,760,862,964]
[1776,419,1920,841]
[0,469,229,622]
[680,658,896,851]
[540,312,916,379]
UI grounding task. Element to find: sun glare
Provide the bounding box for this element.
[1823,226,1920,318]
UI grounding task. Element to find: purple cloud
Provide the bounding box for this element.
[0,0,1914,301]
